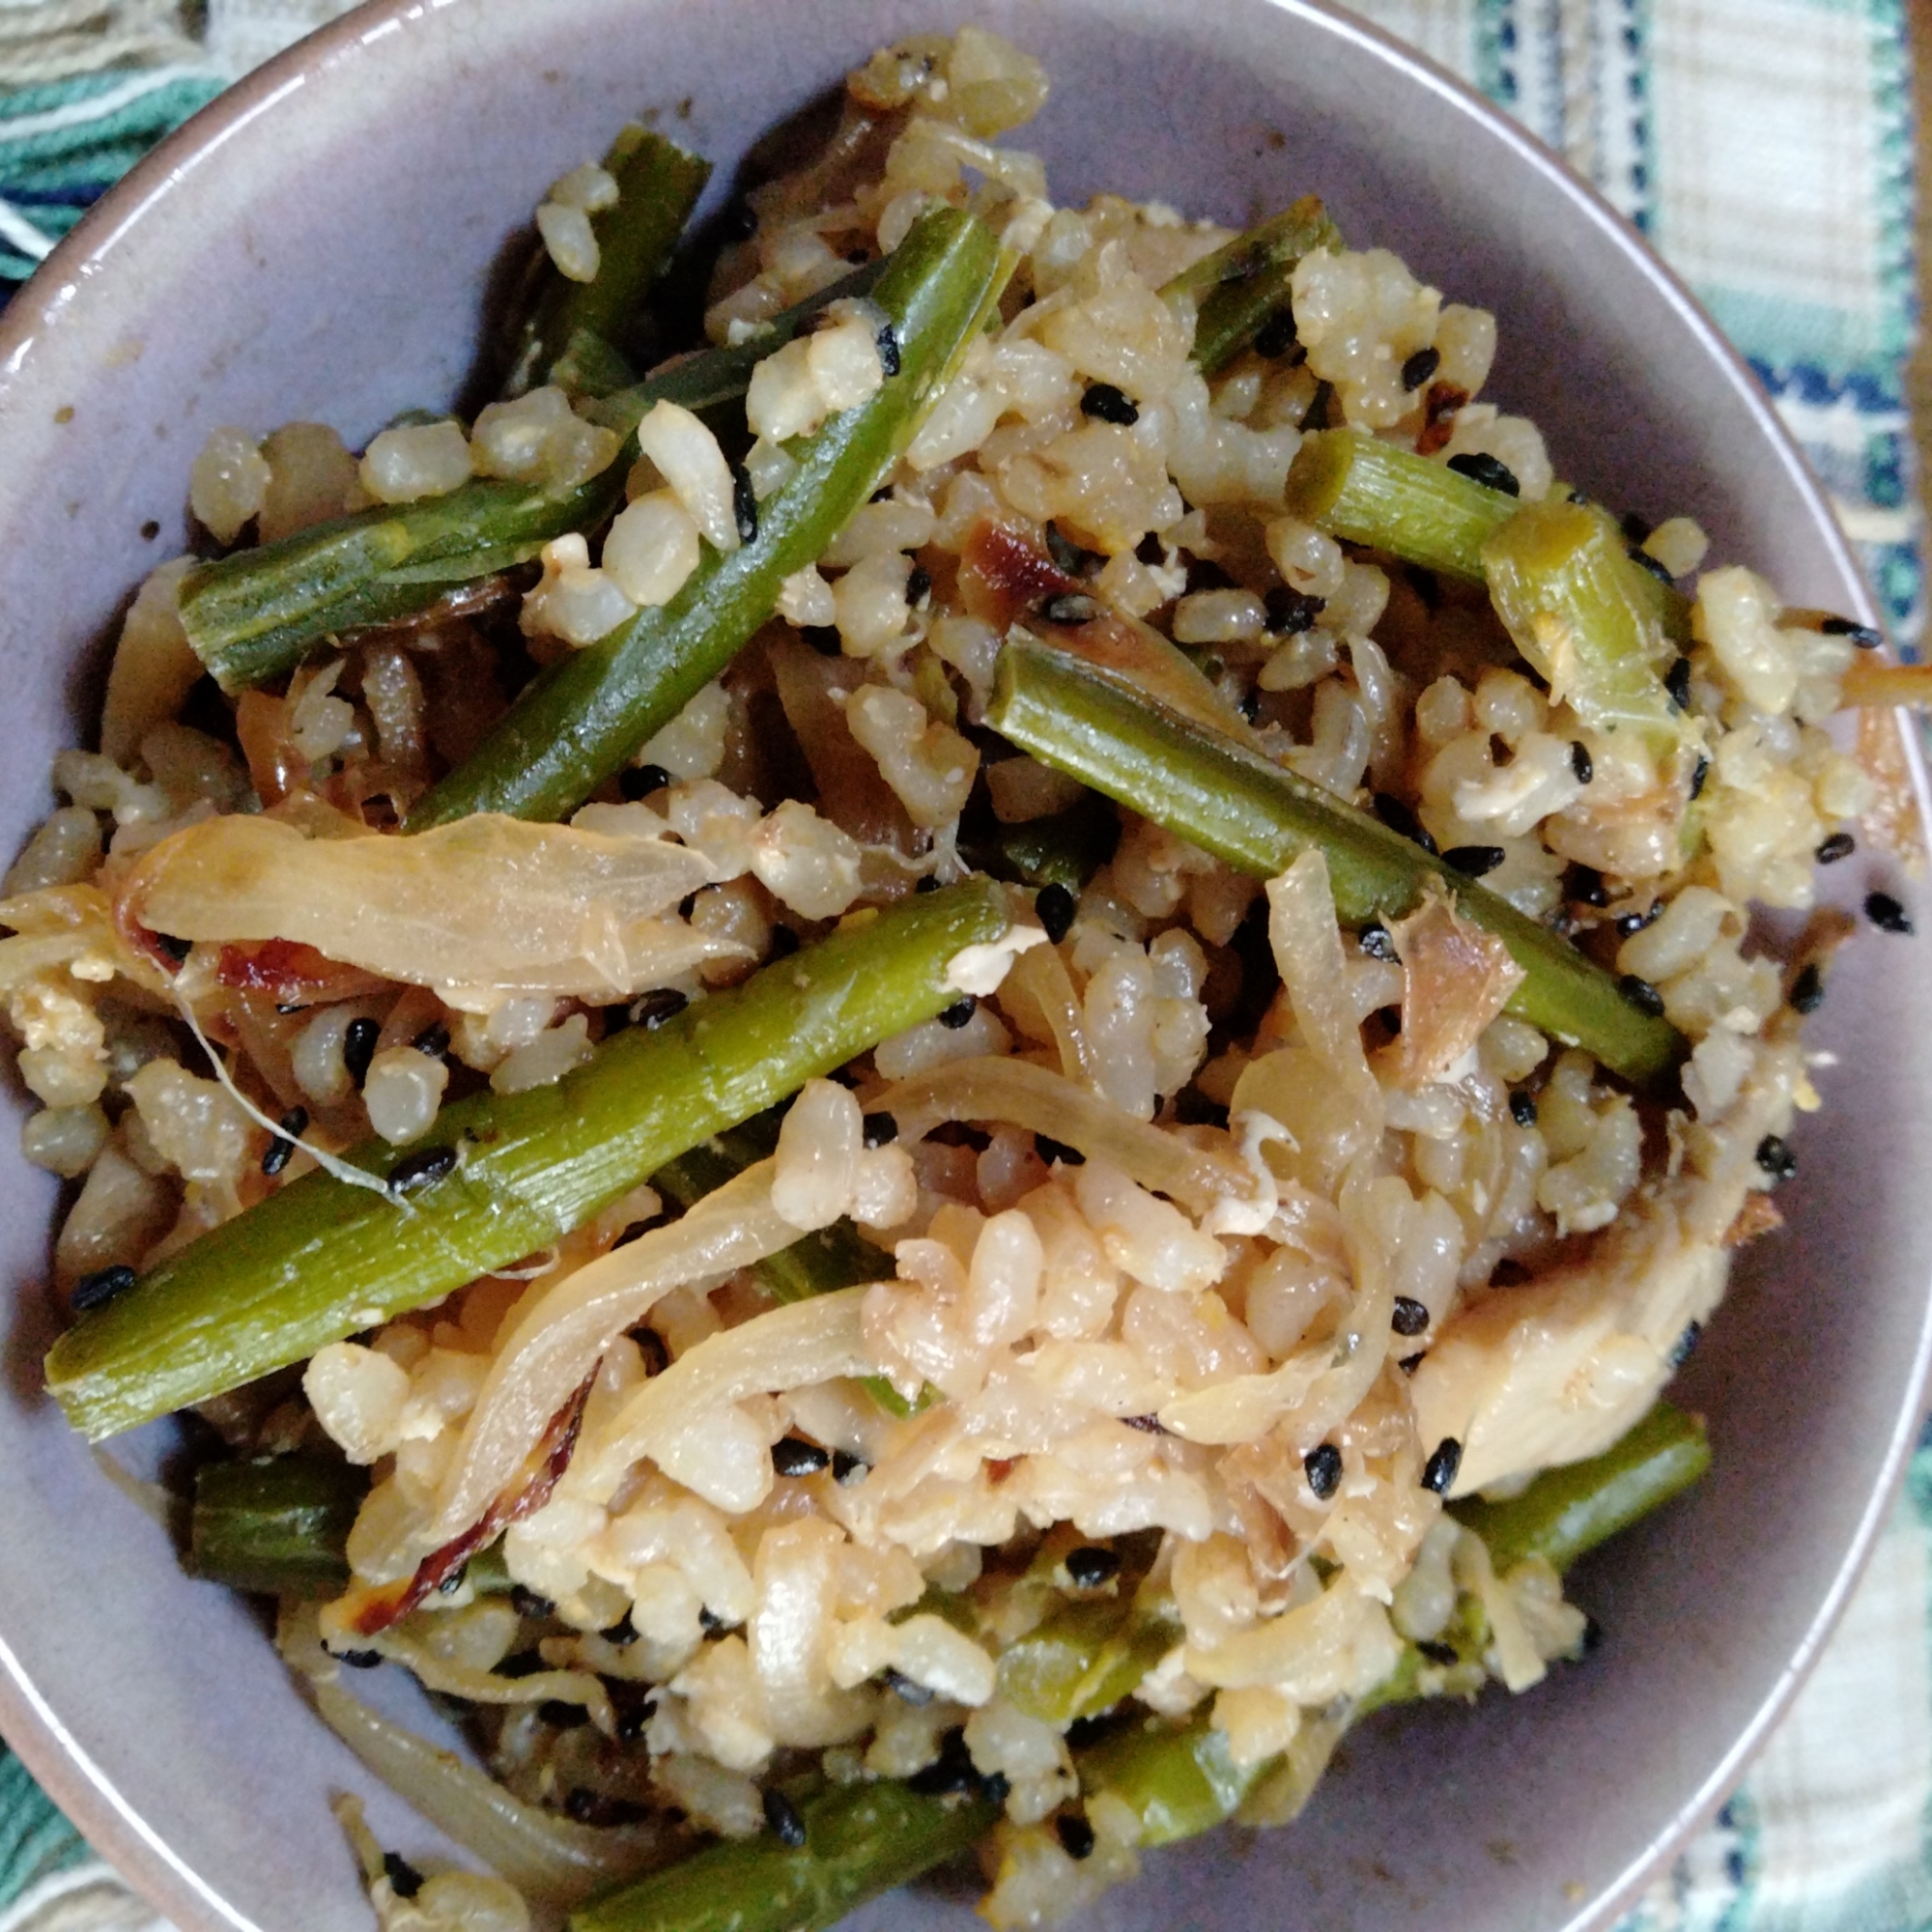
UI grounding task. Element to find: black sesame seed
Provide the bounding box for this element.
[1571,740,1593,784]
[1509,1090,1538,1129]
[762,1787,808,1848]
[388,1144,458,1196]
[1615,901,1662,937]
[731,465,759,545]
[938,996,977,1029]
[980,1771,1012,1807]
[539,1700,589,1730]
[1037,1134,1085,1167]
[1303,1441,1343,1501]
[1446,452,1520,497]
[698,1607,725,1634]
[1443,844,1505,878]
[1264,585,1325,635]
[1789,962,1825,1014]
[1035,881,1076,945]
[1664,656,1693,710]
[1415,1639,1461,1667]
[1041,592,1099,625]
[1820,614,1884,648]
[883,1664,934,1705]
[1619,974,1666,1018]
[1043,521,1099,578]
[1628,545,1674,584]
[1755,1134,1799,1183]
[1400,346,1441,391]
[154,932,192,965]
[262,1104,308,1178]
[1358,921,1398,962]
[71,1264,137,1313]
[768,924,800,960]
[1238,689,1262,724]
[632,989,688,1030]
[601,1610,638,1647]
[1867,891,1914,934]
[772,1435,831,1477]
[908,1730,979,1797]
[1568,866,1610,909]
[1816,832,1856,865]
[1056,1813,1097,1861]
[1064,1546,1121,1589]
[566,1788,648,1828]
[1252,309,1301,360]
[621,762,672,801]
[337,1649,383,1670]
[1391,1296,1431,1338]
[1689,753,1711,802]
[343,1016,380,1087]
[875,322,902,378]
[382,1852,424,1900]
[915,873,941,894]
[1667,1321,1703,1371]
[862,1112,898,1150]
[832,1449,868,1486]
[1421,1437,1463,1495]
[509,1586,554,1620]
[905,564,932,607]
[1372,792,1437,854]
[1080,382,1139,425]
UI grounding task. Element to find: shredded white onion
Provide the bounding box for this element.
[312,1680,666,1904]
[432,1163,798,1543]
[880,1057,1247,1213]
[577,1290,875,1503]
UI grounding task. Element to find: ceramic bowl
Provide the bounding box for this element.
[0,3,1925,1929]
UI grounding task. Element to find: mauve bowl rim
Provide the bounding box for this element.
[0,2,1925,1929]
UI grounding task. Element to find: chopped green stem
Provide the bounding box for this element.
[1484,497,1689,750]
[186,1456,366,1599]
[566,1779,997,1932]
[1159,200,1340,377]
[988,795,1120,889]
[1281,429,1519,582]
[1078,1709,1267,1847]
[1449,1399,1710,1575]
[501,128,712,400]
[178,261,889,695]
[44,879,1009,1440]
[988,639,1687,1089]
[410,209,1009,827]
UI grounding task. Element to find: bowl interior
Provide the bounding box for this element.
[0,3,1924,1929]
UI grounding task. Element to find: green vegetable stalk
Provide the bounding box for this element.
[1281,429,1520,582]
[44,879,1009,1440]
[500,128,713,401]
[177,260,891,695]
[567,1780,997,1932]
[410,207,1010,828]
[987,638,1688,1090]
[1483,497,1689,751]
[187,1456,366,1599]
[1157,199,1340,375]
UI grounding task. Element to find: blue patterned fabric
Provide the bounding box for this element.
[0,3,1920,1928]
